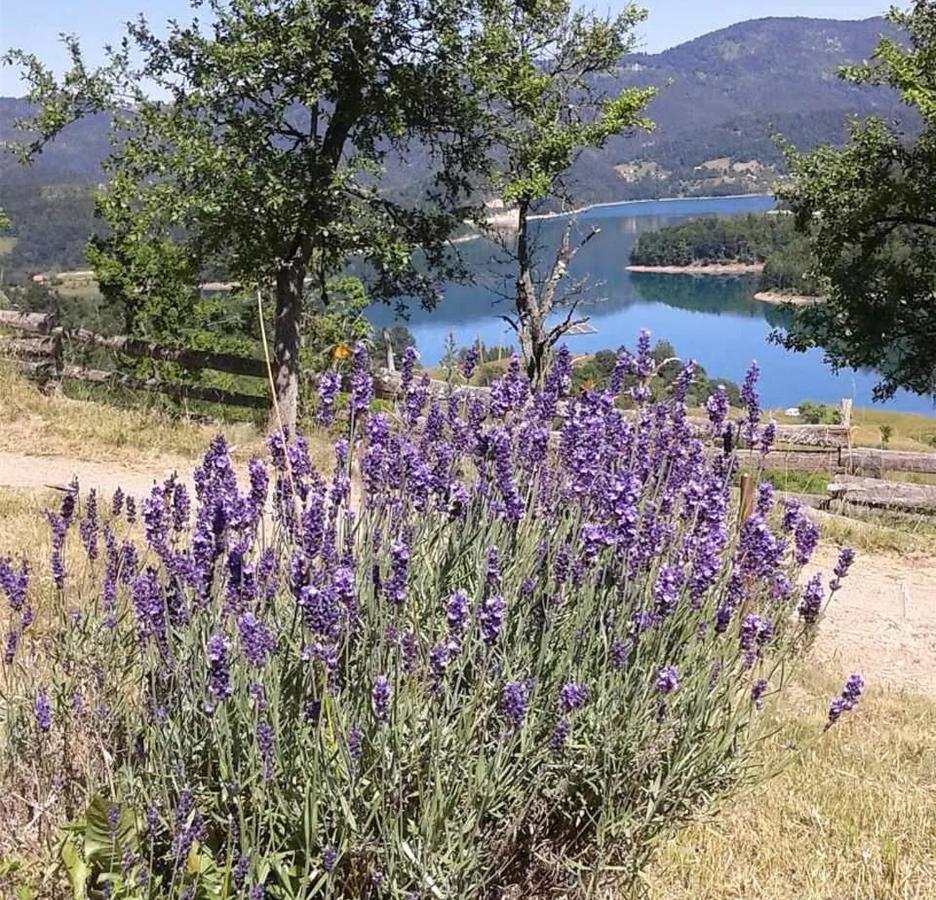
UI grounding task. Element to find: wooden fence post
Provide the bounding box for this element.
[46,327,64,395]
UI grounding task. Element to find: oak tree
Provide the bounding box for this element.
[5,0,485,428]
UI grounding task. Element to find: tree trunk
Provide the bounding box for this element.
[514,198,548,385]
[271,266,304,434]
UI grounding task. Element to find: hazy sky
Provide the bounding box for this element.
[0,0,894,95]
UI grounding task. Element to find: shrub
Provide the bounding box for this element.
[0,337,860,899]
[797,401,841,425]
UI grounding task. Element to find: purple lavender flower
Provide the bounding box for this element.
[347,725,363,761]
[781,498,802,533]
[249,884,265,900]
[553,545,571,588]
[478,594,506,645]
[446,592,470,641]
[794,516,820,565]
[384,539,410,606]
[350,342,372,414]
[740,361,761,447]
[298,584,341,640]
[246,458,269,525]
[0,557,28,611]
[4,630,19,665]
[654,564,682,618]
[372,675,392,723]
[609,350,634,396]
[461,344,480,381]
[323,845,338,873]
[751,678,769,710]
[237,613,276,669]
[610,639,629,671]
[655,666,680,695]
[207,633,232,703]
[831,546,856,591]
[317,370,342,426]
[47,513,67,590]
[400,346,418,394]
[635,329,654,380]
[171,481,191,532]
[501,680,530,729]
[79,490,99,560]
[558,682,588,713]
[755,481,775,517]
[705,385,729,431]
[826,673,864,728]
[760,419,776,455]
[739,614,774,651]
[131,570,166,649]
[798,573,824,625]
[125,495,137,524]
[429,643,449,690]
[34,688,51,733]
[485,545,501,591]
[401,630,418,674]
[111,487,124,517]
[229,855,250,890]
[549,718,571,753]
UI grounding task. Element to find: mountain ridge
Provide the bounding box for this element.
[0,15,909,274]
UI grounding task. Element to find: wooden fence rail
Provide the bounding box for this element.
[1,308,268,409]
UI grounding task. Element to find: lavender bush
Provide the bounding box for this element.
[0,337,859,898]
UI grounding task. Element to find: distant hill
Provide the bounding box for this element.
[0,15,910,277]
[572,16,908,201]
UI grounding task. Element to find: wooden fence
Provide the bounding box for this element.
[0,309,269,410]
[3,307,935,511]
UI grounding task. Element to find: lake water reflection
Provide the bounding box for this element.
[367,195,931,413]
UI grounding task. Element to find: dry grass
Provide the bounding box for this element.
[0,363,264,464]
[805,506,936,556]
[0,488,56,557]
[644,671,936,899]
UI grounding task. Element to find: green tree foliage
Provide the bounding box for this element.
[572,339,741,407]
[4,0,487,429]
[470,0,654,383]
[776,1,936,400]
[630,214,796,265]
[797,401,841,425]
[0,184,96,278]
[629,212,821,294]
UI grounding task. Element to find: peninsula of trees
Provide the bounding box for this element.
[627,213,821,298]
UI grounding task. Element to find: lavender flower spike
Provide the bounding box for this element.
[35,688,51,733]
[655,666,680,695]
[372,675,391,723]
[826,673,865,729]
[501,680,530,729]
[558,682,589,713]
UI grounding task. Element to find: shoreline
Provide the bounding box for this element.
[753,290,823,306]
[529,192,775,222]
[472,192,776,234]
[626,262,764,276]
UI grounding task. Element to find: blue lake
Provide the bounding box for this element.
[367,194,933,414]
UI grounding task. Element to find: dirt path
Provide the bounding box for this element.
[0,450,189,498]
[811,545,936,696]
[1,451,934,694]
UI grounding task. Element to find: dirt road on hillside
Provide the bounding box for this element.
[1,451,934,695]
